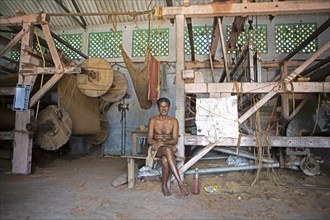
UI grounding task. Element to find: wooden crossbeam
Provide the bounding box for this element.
[158,1,330,18]
[0,14,46,26]
[185,82,330,94]
[184,135,330,148]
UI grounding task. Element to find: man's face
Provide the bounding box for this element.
[158,101,170,116]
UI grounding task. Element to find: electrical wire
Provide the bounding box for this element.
[34,29,46,122]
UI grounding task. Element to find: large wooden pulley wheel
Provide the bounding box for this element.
[77,57,113,97]
[101,70,128,103]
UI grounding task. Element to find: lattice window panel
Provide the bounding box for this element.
[275,23,317,54]
[226,25,268,54]
[54,34,82,60]
[184,26,212,55]
[132,28,169,57]
[88,32,122,58]
[10,50,20,61]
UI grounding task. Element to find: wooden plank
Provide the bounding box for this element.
[218,17,230,81]
[283,18,330,62]
[186,18,195,61]
[178,142,218,175]
[12,22,34,175]
[159,1,330,18]
[0,131,14,140]
[0,27,29,58]
[284,41,330,83]
[185,60,301,69]
[184,135,330,148]
[41,23,64,73]
[0,14,43,26]
[238,89,277,124]
[127,158,135,188]
[35,66,81,75]
[29,72,64,107]
[0,87,15,96]
[281,62,290,120]
[175,14,185,174]
[210,17,219,60]
[185,82,330,94]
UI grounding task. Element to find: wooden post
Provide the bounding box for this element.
[217,17,230,82]
[175,14,185,178]
[12,23,36,175]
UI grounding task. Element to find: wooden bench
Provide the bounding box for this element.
[121,155,184,188]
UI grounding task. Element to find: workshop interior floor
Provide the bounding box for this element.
[1,147,330,220]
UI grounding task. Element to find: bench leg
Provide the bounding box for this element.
[127,158,136,188]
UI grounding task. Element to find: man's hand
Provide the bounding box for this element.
[151,140,164,151]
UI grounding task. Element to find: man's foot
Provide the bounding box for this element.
[162,186,172,196]
[179,184,190,197]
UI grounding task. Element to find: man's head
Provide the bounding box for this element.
[157,97,170,116]
[157,97,170,108]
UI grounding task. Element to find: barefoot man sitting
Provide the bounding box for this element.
[146,97,189,197]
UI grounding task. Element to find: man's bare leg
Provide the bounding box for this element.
[161,157,171,196]
[158,147,189,196]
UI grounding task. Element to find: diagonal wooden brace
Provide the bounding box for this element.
[0,27,29,58]
[238,41,330,124]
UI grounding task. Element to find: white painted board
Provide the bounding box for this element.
[196,96,239,142]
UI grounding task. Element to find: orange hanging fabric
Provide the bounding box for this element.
[148,53,160,103]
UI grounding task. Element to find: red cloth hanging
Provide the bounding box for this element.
[148,53,160,103]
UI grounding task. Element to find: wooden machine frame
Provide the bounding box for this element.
[156,0,330,175]
[0,0,329,175]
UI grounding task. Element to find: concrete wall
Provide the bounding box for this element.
[52,14,329,155]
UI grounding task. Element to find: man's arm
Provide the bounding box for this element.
[147,117,163,151]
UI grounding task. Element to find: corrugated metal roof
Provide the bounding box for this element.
[0,0,214,29]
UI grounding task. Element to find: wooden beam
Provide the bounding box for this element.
[283,18,330,62]
[175,14,185,175]
[54,0,86,29]
[238,41,330,124]
[0,131,14,140]
[184,135,330,148]
[158,1,330,18]
[0,87,15,95]
[0,14,46,26]
[186,17,195,61]
[185,60,302,69]
[41,23,64,73]
[12,22,35,175]
[185,82,330,94]
[227,16,247,50]
[71,0,87,27]
[210,17,219,60]
[165,0,175,24]
[285,41,330,83]
[29,73,64,107]
[218,17,230,82]
[0,27,29,57]
[178,142,218,176]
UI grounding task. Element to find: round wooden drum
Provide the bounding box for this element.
[36,105,72,151]
[84,114,110,145]
[101,70,128,103]
[77,57,113,97]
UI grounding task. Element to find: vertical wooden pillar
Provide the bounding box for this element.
[175,14,185,177]
[12,23,36,175]
[279,62,289,168]
[281,62,289,119]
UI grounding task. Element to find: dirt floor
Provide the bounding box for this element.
[0,148,330,220]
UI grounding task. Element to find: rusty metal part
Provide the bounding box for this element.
[300,156,320,176]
